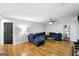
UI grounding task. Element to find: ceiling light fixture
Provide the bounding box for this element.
[49,21,53,24]
[49,18,53,24]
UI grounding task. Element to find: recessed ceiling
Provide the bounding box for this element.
[0,3,79,23]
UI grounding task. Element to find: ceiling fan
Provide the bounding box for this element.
[49,18,58,24]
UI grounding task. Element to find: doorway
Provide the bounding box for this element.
[4,22,13,44]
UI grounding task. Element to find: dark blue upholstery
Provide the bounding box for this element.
[50,32,57,39]
[34,36,45,46]
[35,32,45,36]
[28,34,35,42]
[56,33,62,41]
[28,33,45,46]
[35,32,47,39]
[50,32,62,41]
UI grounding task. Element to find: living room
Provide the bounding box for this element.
[0,3,79,56]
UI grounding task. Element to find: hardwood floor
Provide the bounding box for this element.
[0,40,73,56]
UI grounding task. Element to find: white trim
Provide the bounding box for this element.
[0,43,4,45]
[13,40,28,45]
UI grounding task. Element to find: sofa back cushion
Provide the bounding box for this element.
[35,32,45,37]
[50,32,56,35]
[57,33,62,38]
[28,34,35,41]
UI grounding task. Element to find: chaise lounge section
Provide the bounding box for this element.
[28,32,46,46]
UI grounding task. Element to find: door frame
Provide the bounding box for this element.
[4,22,13,44]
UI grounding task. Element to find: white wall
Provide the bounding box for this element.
[0,19,2,44]
[13,19,46,33]
[46,17,78,42]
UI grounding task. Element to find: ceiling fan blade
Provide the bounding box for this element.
[52,20,58,22]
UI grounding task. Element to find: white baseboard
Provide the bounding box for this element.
[0,40,29,45]
[0,43,4,45]
[13,40,28,45]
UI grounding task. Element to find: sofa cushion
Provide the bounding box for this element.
[28,34,35,41]
[50,32,57,39]
[32,36,45,46]
[35,32,45,37]
[34,36,45,42]
[56,33,62,40]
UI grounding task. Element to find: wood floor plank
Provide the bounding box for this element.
[0,40,73,56]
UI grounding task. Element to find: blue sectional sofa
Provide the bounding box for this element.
[28,32,46,46]
[28,32,62,46]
